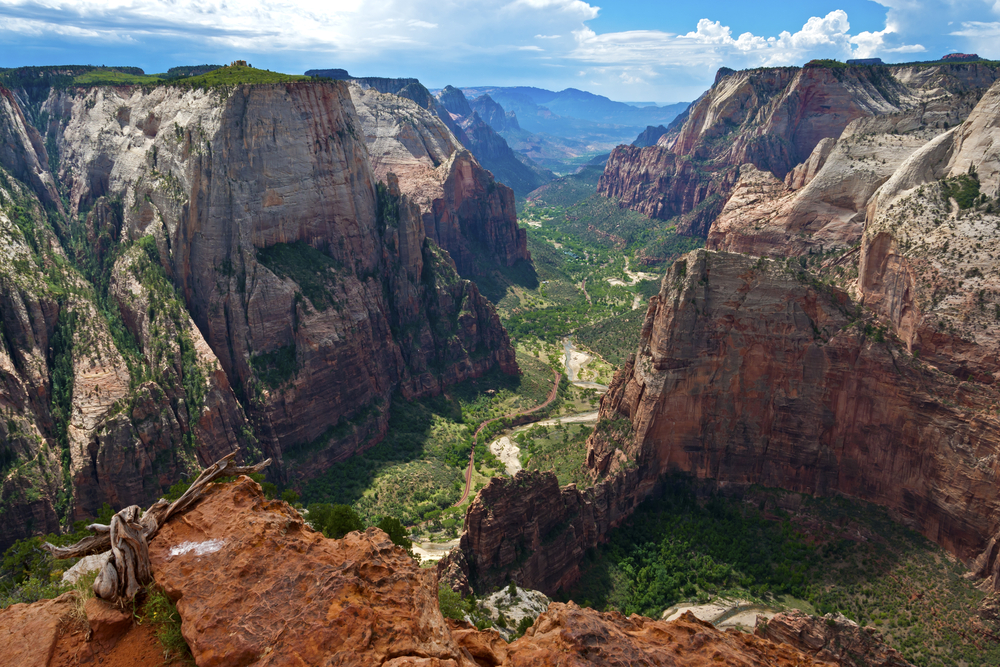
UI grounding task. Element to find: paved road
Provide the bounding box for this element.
[453,369,561,507]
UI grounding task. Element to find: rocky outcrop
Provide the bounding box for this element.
[0,474,849,667]
[632,125,668,148]
[756,610,912,667]
[350,84,530,277]
[438,466,655,596]
[858,78,1000,380]
[598,144,739,236]
[470,94,520,133]
[434,86,551,197]
[149,475,478,667]
[505,604,830,667]
[595,249,1000,589]
[707,89,990,257]
[600,62,1000,237]
[0,591,81,666]
[0,87,59,207]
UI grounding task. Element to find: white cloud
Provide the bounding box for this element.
[0,0,994,104]
[950,21,1000,37]
[573,10,929,69]
[506,0,599,20]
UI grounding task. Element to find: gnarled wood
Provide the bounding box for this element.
[43,453,271,604]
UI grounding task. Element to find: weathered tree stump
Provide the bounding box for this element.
[44,452,271,605]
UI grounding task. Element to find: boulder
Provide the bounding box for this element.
[756,610,913,667]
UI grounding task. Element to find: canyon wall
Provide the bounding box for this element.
[597,249,1000,586]
[350,84,529,278]
[0,77,519,548]
[600,62,1000,243]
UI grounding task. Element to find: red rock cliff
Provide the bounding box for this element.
[598,249,1000,587]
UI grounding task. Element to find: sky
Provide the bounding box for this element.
[1,0,999,103]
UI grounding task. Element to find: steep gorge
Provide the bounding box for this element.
[0,77,519,548]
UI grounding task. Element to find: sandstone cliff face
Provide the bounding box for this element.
[707,89,989,257]
[470,94,520,133]
[600,63,999,239]
[0,93,255,545]
[350,84,530,277]
[858,78,1000,381]
[41,80,517,476]
[435,86,551,197]
[596,249,1000,588]
[439,467,655,596]
[0,171,68,547]
[0,78,519,548]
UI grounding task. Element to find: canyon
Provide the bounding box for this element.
[444,72,1000,617]
[600,61,1000,247]
[0,72,521,548]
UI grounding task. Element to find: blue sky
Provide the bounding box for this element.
[1,0,999,103]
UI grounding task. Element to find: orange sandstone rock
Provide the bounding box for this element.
[148,476,477,667]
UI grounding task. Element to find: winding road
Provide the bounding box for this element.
[453,368,561,507]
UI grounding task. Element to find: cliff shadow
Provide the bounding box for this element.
[560,474,985,662]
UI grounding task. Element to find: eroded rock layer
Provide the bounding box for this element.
[0,77,518,548]
[0,475,845,667]
[597,249,1000,587]
[600,62,1000,241]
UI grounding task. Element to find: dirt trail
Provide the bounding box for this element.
[454,369,561,507]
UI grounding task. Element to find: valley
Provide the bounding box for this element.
[4,53,1000,667]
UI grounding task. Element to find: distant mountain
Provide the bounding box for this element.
[459,86,688,131]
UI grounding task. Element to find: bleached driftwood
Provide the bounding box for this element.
[44,452,271,604]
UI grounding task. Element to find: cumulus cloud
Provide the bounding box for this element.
[0,0,994,103]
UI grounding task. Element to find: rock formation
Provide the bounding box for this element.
[0,75,519,549]
[858,77,1000,381]
[0,474,844,667]
[470,94,520,134]
[503,604,831,667]
[632,125,669,148]
[435,86,552,197]
[599,62,1000,240]
[755,610,913,667]
[349,84,529,277]
[594,249,1000,588]
[707,89,989,256]
[438,464,653,596]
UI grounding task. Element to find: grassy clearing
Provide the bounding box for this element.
[565,476,999,667]
[516,422,594,488]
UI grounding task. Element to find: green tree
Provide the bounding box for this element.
[377,517,414,558]
[307,503,364,539]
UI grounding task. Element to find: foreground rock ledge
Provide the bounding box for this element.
[3,475,882,666]
[148,475,473,667]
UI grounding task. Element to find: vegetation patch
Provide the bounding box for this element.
[940,171,981,210]
[250,344,297,389]
[143,584,194,663]
[516,422,594,488]
[566,476,998,667]
[301,351,559,526]
[257,241,342,311]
